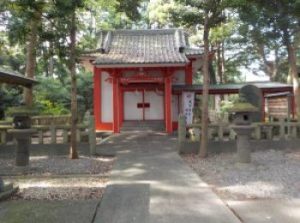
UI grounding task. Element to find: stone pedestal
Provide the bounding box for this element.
[8,129,36,166]
[0,177,18,201]
[0,177,4,192]
[232,125,254,163]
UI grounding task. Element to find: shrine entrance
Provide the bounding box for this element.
[123,90,164,121]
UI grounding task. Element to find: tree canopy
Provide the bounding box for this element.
[0,0,299,157]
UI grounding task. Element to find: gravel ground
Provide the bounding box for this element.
[182,149,300,200]
[1,155,115,200]
[0,155,114,175]
[9,177,108,200]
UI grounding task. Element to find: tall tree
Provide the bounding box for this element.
[172,0,225,157]
[234,0,300,116]
[2,0,44,106]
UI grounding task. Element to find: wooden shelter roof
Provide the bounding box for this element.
[0,69,38,88]
[172,82,293,94]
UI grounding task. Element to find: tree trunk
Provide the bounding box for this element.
[283,29,299,118]
[69,11,79,159]
[199,12,210,158]
[216,42,223,83]
[287,44,299,118]
[24,15,39,107]
[221,41,226,83]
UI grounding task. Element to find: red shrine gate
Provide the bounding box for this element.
[81,29,203,133]
[82,29,293,133]
[93,66,193,133]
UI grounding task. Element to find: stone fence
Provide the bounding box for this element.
[178,114,300,154]
[31,115,72,126]
[0,115,96,154]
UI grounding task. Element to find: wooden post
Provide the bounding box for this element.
[93,67,101,130]
[112,73,120,133]
[165,76,172,133]
[89,115,96,156]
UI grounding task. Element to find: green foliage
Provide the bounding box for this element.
[31,68,93,117]
[35,99,69,115]
[6,105,38,117]
[0,85,23,119]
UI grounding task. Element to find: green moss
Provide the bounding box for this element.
[227,102,258,112]
[6,106,38,117]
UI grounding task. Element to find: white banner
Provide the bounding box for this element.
[182,91,195,125]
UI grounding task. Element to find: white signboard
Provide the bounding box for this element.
[182,91,195,124]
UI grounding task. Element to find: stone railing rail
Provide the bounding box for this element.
[0,115,96,155]
[31,115,72,126]
[178,114,300,143]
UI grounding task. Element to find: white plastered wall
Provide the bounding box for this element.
[101,71,113,122]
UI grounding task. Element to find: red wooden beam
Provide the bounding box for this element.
[165,76,172,133]
[112,70,120,133]
[93,67,101,129]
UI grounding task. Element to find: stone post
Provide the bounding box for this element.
[178,114,186,144]
[0,178,4,192]
[89,115,96,156]
[229,100,257,164]
[7,107,37,167]
[234,126,253,163]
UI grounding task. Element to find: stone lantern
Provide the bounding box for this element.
[7,106,37,167]
[228,99,258,163]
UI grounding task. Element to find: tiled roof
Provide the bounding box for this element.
[185,47,204,56]
[87,29,202,67]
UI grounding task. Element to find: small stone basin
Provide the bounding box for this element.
[231,125,255,135]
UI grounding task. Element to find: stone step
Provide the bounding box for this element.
[121,121,165,132]
[94,184,150,223]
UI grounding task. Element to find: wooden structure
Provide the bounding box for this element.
[0,69,38,87]
[265,92,293,120]
[173,82,294,121]
[81,29,205,133]
[81,29,294,133]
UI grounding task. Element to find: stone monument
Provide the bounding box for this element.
[229,95,258,163]
[239,84,263,122]
[7,106,37,167]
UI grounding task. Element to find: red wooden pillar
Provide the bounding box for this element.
[185,60,193,84]
[165,76,172,133]
[93,67,101,130]
[112,74,120,133]
[119,88,124,127]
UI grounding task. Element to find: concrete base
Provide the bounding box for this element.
[227,199,300,223]
[0,185,18,201]
[178,139,300,155]
[0,200,99,223]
